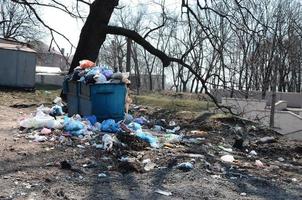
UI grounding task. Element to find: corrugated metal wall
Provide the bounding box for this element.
[0,49,36,88]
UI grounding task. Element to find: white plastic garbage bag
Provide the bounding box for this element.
[36,105,51,115]
[102,134,114,151]
[20,110,63,129]
[53,97,64,107]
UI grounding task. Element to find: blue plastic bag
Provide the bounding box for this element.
[64,117,85,136]
[133,117,148,125]
[84,115,97,125]
[124,113,133,125]
[100,119,119,133]
[127,122,142,131]
[136,132,158,148]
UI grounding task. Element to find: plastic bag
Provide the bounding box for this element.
[133,117,148,125]
[101,69,113,80]
[53,97,64,107]
[36,105,51,115]
[124,113,133,125]
[64,117,85,136]
[102,134,114,151]
[71,69,82,81]
[100,119,119,133]
[166,126,181,134]
[164,134,182,143]
[177,162,193,171]
[41,127,52,135]
[50,105,64,116]
[111,72,129,81]
[84,74,96,84]
[20,111,63,129]
[86,67,101,77]
[84,115,97,126]
[94,73,107,84]
[127,122,142,132]
[136,132,159,148]
[79,59,95,69]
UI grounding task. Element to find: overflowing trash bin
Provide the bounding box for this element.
[63,60,129,122]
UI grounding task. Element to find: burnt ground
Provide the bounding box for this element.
[0,91,301,200]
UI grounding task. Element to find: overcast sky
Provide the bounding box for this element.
[41,0,181,55]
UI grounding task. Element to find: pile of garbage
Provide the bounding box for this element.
[19,97,189,152]
[66,59,130,85]
[17,96,302,192]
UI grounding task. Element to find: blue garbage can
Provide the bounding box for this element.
[78,82,126,122]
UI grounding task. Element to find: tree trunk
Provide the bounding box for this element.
[126,38,131,73]
[161,66,165,90]
[182,81,187,92]
[270,62,277,128]
[132,47,140,95]
[148,72,153,91]
[195,80,199,93]
[190,77,195,93]
[69,0,118,74]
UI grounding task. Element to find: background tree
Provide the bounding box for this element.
[0,1,43,41]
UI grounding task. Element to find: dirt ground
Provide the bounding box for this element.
[0,91,301,200]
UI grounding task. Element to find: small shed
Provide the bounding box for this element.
[0,42,36,88]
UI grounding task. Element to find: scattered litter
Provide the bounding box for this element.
[142,159,151,164]
[144,162,156,171]
[164,134,182,143]
[41,128,52,135]
[166,126,181,134]
[152,125,163,132]
[98,173,107,177]
[133,117,148,125]
[169,121,176,126]
[102,134,114,151]
[249,150,257,156]
[190,130,208,137]
[23,182,31,189]
[218,146,233,153]
[164,143,174,148]
[211,175,221,179]
[278,157,285,162]
[292,178,297,182]
[220,155,235,163]
[135,132,159,148]
[155,189,172,196]
[33,135,47,142]
[259,136,276,144]
[255,160,264,168]
[177,162,193,172]
[240,192,247,196]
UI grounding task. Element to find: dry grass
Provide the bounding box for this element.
[0,86,60,106]
[132,93,214,112]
